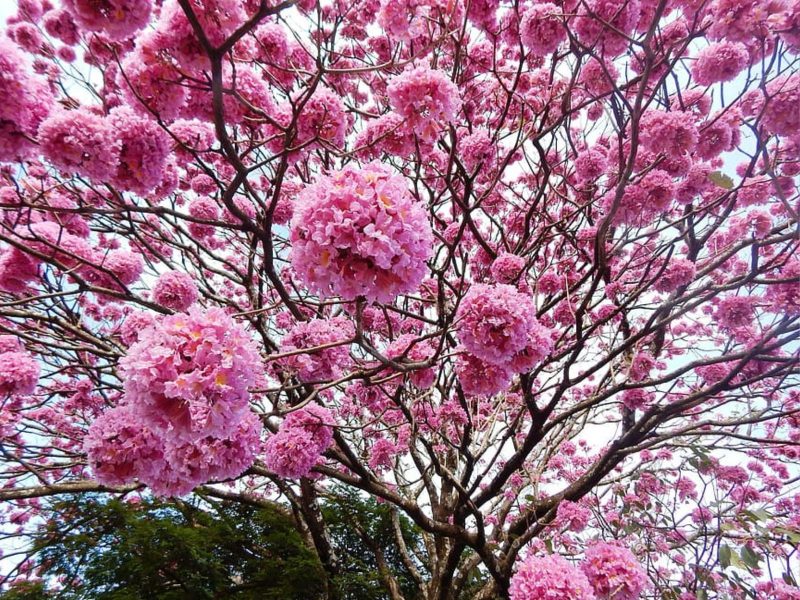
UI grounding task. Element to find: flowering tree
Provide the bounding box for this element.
[0,0,799,598]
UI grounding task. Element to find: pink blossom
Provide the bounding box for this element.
[639,110,699,156]
[387,66,462,143]
[386,334,436,388]
[0,350,40,396]
[490,253,526,285]
[290,162,434,303]
[152,270,198,311]
[691,42,750,86]
[581,541,648,600]
[520,3,566,56]
[510,554,597,600]
[118,310,157,346]
[457,283,551,370]
[278,317,354,383]
[84,404,166,487]
[264,404,334,479]
[455,351,513,397]
[119,306,260,442]
[715,295,756,330]
[655,258,696,293]
[187,197,219,239]
[63,0,152,40]
[108,107,170,195]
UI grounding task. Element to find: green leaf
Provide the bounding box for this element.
[719,544,732,569]
[708,171,735,190]
[740,546,761,570]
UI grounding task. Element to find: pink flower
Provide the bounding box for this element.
[490,253,526,284]
[278,317,354,383]
[510,554,597,600]
[63,0,152,40]
[119,306,260,442]
[84,404,166,487]
[457,283,551,370]
[386,334,436,388]
[691,42,750,86]
[264,404,334,479]
[0,350,40,396]
[187,197,219,239]
[118,310,158,346]
[520,3,566,56]
[581,541,648,600]
[108,106,170,195]
[655,258,696,293]
[639,110,699,156]
[295,87,348,149]
[387,66,462,143]
[290,162,434,303]
[152,270,199,311]
[455,351,513,397]
[355,112,417,159]
[715,295,756,330]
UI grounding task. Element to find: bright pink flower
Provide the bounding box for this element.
[654,258,696,293]
[691,42,750,86]
[108,107,170,195]
[63,0,152,40]
[386,334,436,388]
[290,162,434,303]
[490,253,526,285]
[187,197,219,239]
[118,310,158,346]
[715,295,756,330]
[119,306,260,442]
[639,110,699,156]
[152,270,198,311]
[39,109,119,183]
[355,112,417,159]
[581,541,648,600]
[264,404,334,479]
[0,350,39,396]
[84,404,166,487]
[520,3,565,56]
[295,88,348,149]
[457,283,551,370]
[574,0,641,56]
[278,318,354,383]
[455,351,513,397]
[0,248,39,293]
[510,554,597,600]
[387,66,461,142]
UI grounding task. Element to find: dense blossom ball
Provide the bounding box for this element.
[581,541,648,600]
[152,270,198,311]
[654,258,696,293]
[520,3,565,56]
[83,404,165,486]
[295,88,348,149]
[455,351,513,397]
[509,554,597,600]
[0,36,52,162]
[108,107,170,195]
[187,197,219,239]
[118,310,157,346]
[278,317,354,383]
[290,162,434,303]
[715,295,755,330]
[264,404,334,479]
[457,283,551,370]
[574,0,640,56]
[639,110,699,156]
[387,66,462,142]
[119,306,260,442]
[0,350,40,396]
[0,248,39,294]
[490,253,526,284]
[691,41,750,86]
[63,0,152,40]
[38,109,120,183]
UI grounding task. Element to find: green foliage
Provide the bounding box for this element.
[322,488,428,600]
[11,495,326,600]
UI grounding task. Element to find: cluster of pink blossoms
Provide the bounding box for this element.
[152,270,199,312]
[387,66,462,143]
[456,284,553,395]
[0,335,39,396]
[63,0,152,40]
[86,307,262,496]
[691,41,750,87]
[264,404,334,479]
[509,543,647,600]
[118,306,259,441]
[520,3,566,56]
[290,162,434,303]
[277,317,354,383]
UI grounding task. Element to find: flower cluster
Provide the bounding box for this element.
[264,404,334,479]
[118,306,260,442]
[0,337,39,396]
[290,162,434,303]
[520,3,565,56]
[63,0,152,40]
[691,42,750,87]
[457,283,552,370]
[509,554,596,600]
[581,541,649,600]
[387,66,462,142]
[152,270,199,311]
[277,317,354,383]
